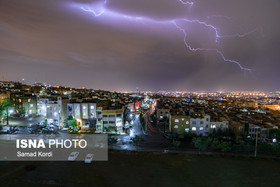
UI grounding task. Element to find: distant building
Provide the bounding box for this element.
[169,115,190,135]
[190,115,210,136]
[248,125,269,141]
[229,123,245,139]
[67,102,97,127]
[209,121,229,133]
[129,101,141,113]
[47,97,69,127]
[0,91,10,103]
[11,94,37,116]
[101,108,124,134]
[37,98,49,116]
[157,108,170,122]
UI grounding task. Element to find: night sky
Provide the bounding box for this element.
[0,0,279,91]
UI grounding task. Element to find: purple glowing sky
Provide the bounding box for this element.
[71,0,255,71]
[0,0,279,91]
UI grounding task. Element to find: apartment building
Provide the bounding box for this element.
[190,114,211,136]
[209,121,229,133]
[67,100,97,128]
[46,97,69,127]
[11,94,37,116]
[169,115,190,135]
[102,108,124,133]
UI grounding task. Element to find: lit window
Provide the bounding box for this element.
[199,127,204,131]
[192,127,196,131]
[186,121,189,125]
[211,124,216,129]
[174,125,178,129]
[30,104,33,108]
[90,106,94,109]
[175,119,179,123]
[185,128,190,132]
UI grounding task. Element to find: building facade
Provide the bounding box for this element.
[67,102,97,127]
[102,108,124,134]
[190,115,211,136]
[169,115,190,135]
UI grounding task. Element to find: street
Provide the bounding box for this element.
[110,105,172,152]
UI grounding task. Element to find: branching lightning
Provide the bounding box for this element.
[178,0,194,6]
[76,0,256,72]
[172,22,252,71]
[80,7,105,16]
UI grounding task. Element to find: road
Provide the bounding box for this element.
[110,105,172,152]
[1,116,44,127]
[0,116,45,134]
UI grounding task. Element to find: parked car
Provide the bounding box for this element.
[68,152,79,161]
[84,154,94,164]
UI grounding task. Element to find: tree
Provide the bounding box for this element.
[131,135,144,146]
[219,141,232,152]
[0,99,13,115]
[172,140,181,148]
[209,138,220,150]
[104,126,110,132]
[123,107,131,125]
[184,132,197,142]
[0,99,15,125]
[66,116,78,129]
[168,132,178,140]
[108,137,118,145]
[42,119,48,127]
[193,137,209,154]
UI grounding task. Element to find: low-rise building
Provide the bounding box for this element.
[11,94,37,116]
[169,115,190,135]
[0,91,10,103]
[190,115,210,136]
[47,97,68,126]
[209,121,229,133]
[229,123,245,139]
[157,108,170,121]
[37,98,49,116]
[101,108,124,134]
[248,125,269,140]
[67,101,97,127]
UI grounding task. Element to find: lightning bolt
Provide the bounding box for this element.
[80,7,105,16]
[178,0,194,6]
[76,0,256,72]
[172,21,252,71]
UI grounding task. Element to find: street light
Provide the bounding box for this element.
[9,109,14,114]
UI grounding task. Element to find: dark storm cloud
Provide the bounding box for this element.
[0,0,279,91]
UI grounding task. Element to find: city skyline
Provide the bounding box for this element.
[0,0,279,91]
